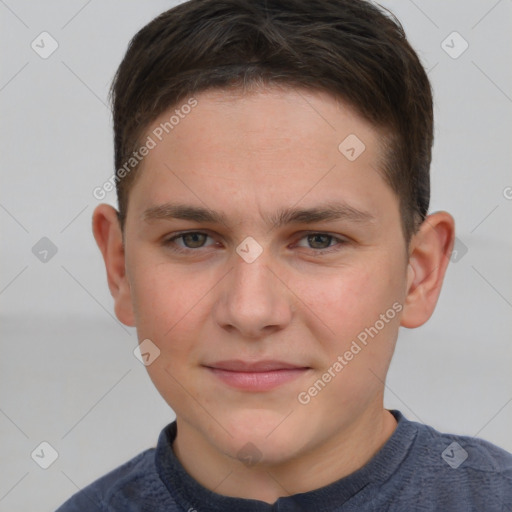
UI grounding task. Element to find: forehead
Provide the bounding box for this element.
[164,86,380,155]
[127,86,398,228]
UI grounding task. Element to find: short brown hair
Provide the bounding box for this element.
[111,0,432,242]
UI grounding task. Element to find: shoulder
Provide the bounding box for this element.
[416,419,512,473]
[55,447,176,511]
[403,416,512,508]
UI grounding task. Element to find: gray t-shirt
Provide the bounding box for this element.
[56,409,512,511]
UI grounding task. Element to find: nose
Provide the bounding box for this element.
[213,251,293,339]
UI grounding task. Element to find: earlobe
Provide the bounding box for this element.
[92,204,135,327]
[400,211,455,328]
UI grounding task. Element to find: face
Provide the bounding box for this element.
[122,87,410,464]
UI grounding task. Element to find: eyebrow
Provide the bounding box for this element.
[141,201,375,228]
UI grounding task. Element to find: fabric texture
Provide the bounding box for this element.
[55,409,512,511]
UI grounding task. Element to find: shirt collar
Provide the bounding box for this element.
[155,409,418,511]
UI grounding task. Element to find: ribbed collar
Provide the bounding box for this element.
[155,409,418,511]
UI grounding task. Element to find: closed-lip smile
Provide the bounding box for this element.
[203,360,311,391]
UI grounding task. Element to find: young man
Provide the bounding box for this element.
[57,0,512,510]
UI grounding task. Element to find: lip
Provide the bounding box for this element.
[206,359,308,372]
[204,360,311,391]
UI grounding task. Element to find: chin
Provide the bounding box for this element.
[215,409,309,465]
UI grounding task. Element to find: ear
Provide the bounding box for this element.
[400,211,455,328]
[92,204,135,327]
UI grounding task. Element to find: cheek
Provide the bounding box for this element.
[293,267,401,419]
[295,262,399,338]
[129,261,208,348]
[293,256,403,390]
[128,262,210,416]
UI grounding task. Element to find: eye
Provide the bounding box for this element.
[163,231,214,252]
[162,231,348,256]
[178,232,209,248]
[295,233,347,253]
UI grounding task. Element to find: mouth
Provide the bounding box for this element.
[203,360,311,392]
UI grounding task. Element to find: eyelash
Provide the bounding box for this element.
[162,231,348,255]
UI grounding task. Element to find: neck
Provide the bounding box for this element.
[172,405,397,504]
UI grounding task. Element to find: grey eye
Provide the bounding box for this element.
[181,232,208,248]
[306,234,334,249]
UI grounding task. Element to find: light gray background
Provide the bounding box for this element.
[1,1,511,510]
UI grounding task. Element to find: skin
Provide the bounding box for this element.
[93,86,454,504]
